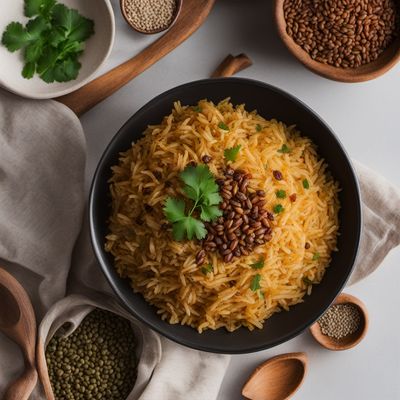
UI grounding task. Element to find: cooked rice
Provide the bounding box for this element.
[105,99,340,333]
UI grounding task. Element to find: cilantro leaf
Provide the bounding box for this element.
[278,144,291,153]
[200,204,222,222]
[194,106,202,112]
[256,124,262,132]
[24,0,56,18]
[303,179,310,189]
[1,22,31,52]
[218,122,229,131]
[312,252,320,261]
[172,217,207,241]
[224,145,241,162]
[201,264,213,275]
[276,189,286,199]
[273,204,284,214]
[250,274,262,291]
[25,39,44,62]
[250,257,265,270]
[22,62,36,78]
[163,198,186,223]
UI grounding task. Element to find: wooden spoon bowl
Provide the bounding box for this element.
[242,352,307,400]
[274,0,400,82]
[310,293,369,351]
[120,0,182,34]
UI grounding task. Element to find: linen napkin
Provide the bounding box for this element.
[0,87,400,399]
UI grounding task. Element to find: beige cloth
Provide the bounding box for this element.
[0,88,399,399]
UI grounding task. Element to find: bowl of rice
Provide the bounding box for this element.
[90,78,361,354]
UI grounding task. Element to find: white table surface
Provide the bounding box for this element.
[83,1,400,399]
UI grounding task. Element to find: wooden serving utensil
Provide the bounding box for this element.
[310,292,369,351]
[242,352,307,400]
[0,267,37,400]
[56,0,216,116]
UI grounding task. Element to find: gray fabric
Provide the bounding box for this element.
[0,88,399,399]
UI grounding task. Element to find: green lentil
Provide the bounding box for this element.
[46,310,137,400]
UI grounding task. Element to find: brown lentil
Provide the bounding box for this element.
[318,303,361,339]
[198,168,273,264]
[202,154,212,164]
[46,310,137,400]
[123,0,177,32]
[283,0,399,68]
[273,170,283,180]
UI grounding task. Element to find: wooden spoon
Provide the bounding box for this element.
[242,352,307,400]
[0,267,37,400]
[56,0,216,116]
[309,293,369,351]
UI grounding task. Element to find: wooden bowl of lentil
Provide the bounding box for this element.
[310,293,369,350]
[274,0,400,83]
[120,0,182,34]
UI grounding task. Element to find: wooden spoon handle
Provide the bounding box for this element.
[56,0,216,116]
[3,366,37,400]
[211,54,253,78]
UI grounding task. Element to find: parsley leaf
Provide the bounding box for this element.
[164,164,222,241]
[201,264,213,275]
[256,124,262,132]
[278,144,291,153]
[273,204,284,214]
[224,145,241,162]
[312,252,320,261]
[276,189,286,199]
[250,257,265,270]
[303,179,310,189]
[218,122,229,131]
[250,274,262,291]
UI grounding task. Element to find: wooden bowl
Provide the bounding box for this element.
[120,0,182,34]
[310,293,369,351]
[274,0,400,83]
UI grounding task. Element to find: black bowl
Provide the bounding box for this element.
[90,78,362,354]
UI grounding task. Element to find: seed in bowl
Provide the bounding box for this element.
[283,0,399,68]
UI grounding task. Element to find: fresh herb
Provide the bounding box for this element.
[218,122,229,131]
[312,252,320,261]
[258,291,265,299]
[224,145,241,162]
[303,277,313,285]
[250,274,261,291]
[303,179,310,189]
[273,204,284,214]
[201,264,213,275]
[1,0,94,83]
[278,144,291,153]
[276,189,286,199]
[250,257,265,270]
[256,124,262,132]
[194,106,202,112]
[163,164,222,241]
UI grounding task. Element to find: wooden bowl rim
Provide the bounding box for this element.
[274,0,400,83]
[120,0,182,34]
[309,293,369,351]
[242,352,308,400]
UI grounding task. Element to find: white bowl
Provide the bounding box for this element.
[0,0,115,99]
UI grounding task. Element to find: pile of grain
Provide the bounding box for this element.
[105,99,340,333]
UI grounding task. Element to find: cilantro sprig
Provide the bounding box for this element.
[1,0,94,83]
[224,145,241,162]
[163,164,222,241]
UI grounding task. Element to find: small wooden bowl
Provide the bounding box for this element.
[274,0,400,82]
[120,0,182,34]
[310,293,369,351]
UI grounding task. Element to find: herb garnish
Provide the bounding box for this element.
[218,122,229,131]
[250,274,261,291]
[303,179,310,189]
[163,164,222,241]
[256,124,262,132]
[273,204,284,214]
[312,252,320,261]
[201,264,213,275]
[1,0,94,83]
[250,257,265,270]
[224,145,241,162]
[276,189,286,199]
[278,144,291,153]
[194,106,202,112]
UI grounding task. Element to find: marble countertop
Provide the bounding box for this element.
[83,1,400,398]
